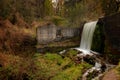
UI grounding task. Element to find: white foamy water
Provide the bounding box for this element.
[76,21,98,54]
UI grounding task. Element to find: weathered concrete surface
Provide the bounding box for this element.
[98,12,120,54]
[61,27,80,38]
[37,24,56,44]
[37,23,81,44]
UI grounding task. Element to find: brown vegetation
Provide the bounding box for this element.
[0,19,36,55]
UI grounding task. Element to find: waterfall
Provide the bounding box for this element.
[59,21,112,80]
[76,21,98,54]
[59,20,114,80]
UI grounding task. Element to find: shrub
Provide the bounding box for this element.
[0,53,32,80]
[51,16,69,27]
[0,20,36,55]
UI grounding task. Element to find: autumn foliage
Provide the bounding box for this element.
[0,19,36,54]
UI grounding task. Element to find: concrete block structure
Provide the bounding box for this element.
[37,24,80,44]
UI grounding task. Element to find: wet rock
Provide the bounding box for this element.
[59,48,112,80]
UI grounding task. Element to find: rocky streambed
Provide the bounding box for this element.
[59,48,115,80]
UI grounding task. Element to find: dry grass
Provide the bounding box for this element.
[0,53,34,80]
[0,50,92,80]
[0,19,36,55]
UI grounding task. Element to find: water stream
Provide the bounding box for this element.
[74,21,113,80]
[76,21,98,54]
[60,21,113,80]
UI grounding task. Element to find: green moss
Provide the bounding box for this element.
[33,54,60,80]
[64,49,78,59]
[60,57,74,69]
[51,66,82,80]
[0,52,92,80]
[91,24,105,53]
[51,63,92,80]
[44,53,63,65]
[67,49,78,56]
[33,52,92,80]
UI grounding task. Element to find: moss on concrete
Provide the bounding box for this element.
[91,24,105,53]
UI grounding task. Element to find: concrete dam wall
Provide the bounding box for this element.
[98,12,120,54]
[37,13,120,54]
[37,24,80,44]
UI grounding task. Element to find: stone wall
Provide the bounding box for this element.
[37,24,80,44]
[37,24,56,44]
[98,12,120,54]
[61,28,80,38]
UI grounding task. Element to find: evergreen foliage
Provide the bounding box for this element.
[0,0,119,25]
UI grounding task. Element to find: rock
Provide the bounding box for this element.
[59,50,66,55]
[59,48,115,80]
[98,12,120,54]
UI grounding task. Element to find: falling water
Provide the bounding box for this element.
[59,21,113,80]
[76,21,98,54]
